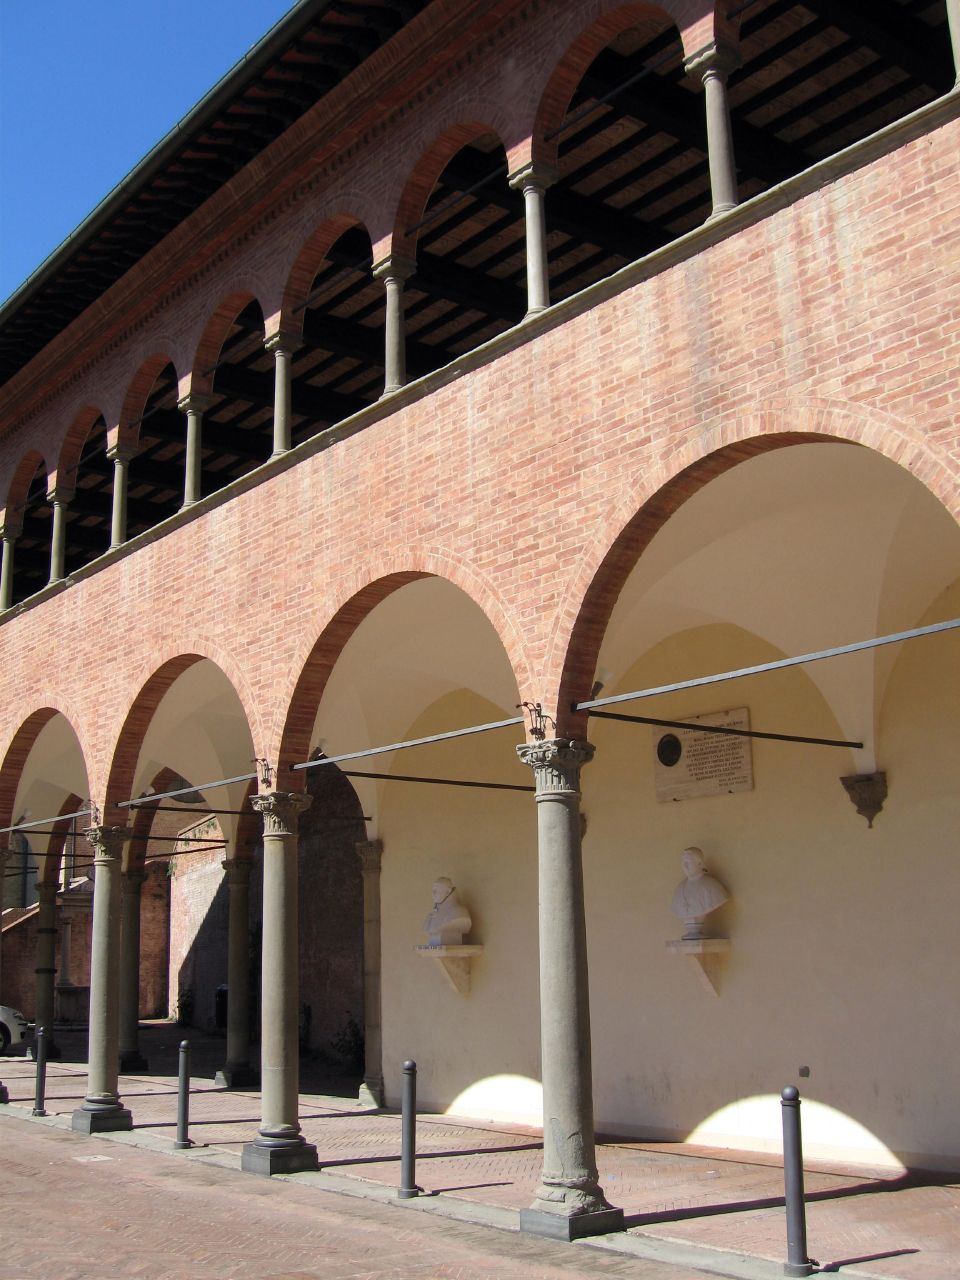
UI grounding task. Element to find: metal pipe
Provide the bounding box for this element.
[342,769,533,793]
[174,1040,194,1150]
[588,709,862,750]
[0,808,92,837]
[781,1087,814,1277]
[117,772,257,808]
[398,1059,420,1198]
[293,715,524,773]
[32,1026,48,1117]
[574,617,960,713]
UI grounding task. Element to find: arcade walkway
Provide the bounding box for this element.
[1,1025,956,1280]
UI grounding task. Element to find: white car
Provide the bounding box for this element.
[0,1005,29,1054]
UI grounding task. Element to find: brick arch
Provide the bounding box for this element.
[279,212,373,333]
[530,2,685,171]
[548,401,960,737]
[118,351,180,451]
[102,643,262,826]
[387,118,512,264]
[2,449,48,531]
[186,287,266,399]
[38,792,85,887]
[53,404,107,493]
[272,551,533,781]
[0,705,91,836]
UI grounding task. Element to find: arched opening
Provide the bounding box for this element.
[291,223,385,438]
[9,457,51,604]
[61,414,112,575]
[125,360,186,535]
[199,299,271,499]
[564,440,960,1168]
[400,131,526,376]
[283,575,531,1113]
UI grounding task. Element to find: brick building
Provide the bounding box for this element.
[1,0,960,1239]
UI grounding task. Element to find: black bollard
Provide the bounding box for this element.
[398,1059,420,1198]
[174,1040,194,1150]
[781,1086,814,1277]
[32,1025,48,1117]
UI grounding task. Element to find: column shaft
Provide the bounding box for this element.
[107,444,134,549]
[948,0,960,86]
[374,256,415,395]
[0,532,15,610]
[266,335,300,456]
[32,882,61,1059]
[686,45,740,219]
[517,739,622,1240]
[357,840,384,1106]
[48,493,70,584]
[178,395,210,508]
[72,826,132,1132]
[509,164,558,316]
[242,793,318,1174]
[118,869,148,1071]
[216,859,255,1087]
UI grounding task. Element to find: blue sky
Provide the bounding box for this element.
[0,1,296,304]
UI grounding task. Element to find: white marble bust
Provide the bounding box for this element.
[671,847,729,940]
[422,877,471,946]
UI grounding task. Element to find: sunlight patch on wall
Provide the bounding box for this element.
[448,1074,543,1125]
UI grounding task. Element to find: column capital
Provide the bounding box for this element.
[221,857,253,886]
[508,161,559,194]
[36,879,59,905]
[251,791,312,837]
[356,838,383,875]
[2,518,23,541]
[684,41,741,82]
[264,329,303,356]
[517,738,594,795]
[84,825,131,863]
[177,391,215,415]
[106,440,138,465]
[371,253,416,284]
[46,484,74,506]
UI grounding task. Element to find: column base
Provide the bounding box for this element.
[241,1139,318,1176]
[215,1063,259,1089]
[520,1206,624,1240]
[119,1050,149,1073]
[0,1082,8,1104]
[358,1076,384,1108]
[380,384,404,398]
[706,202,738,221]
[784,1263,815,1278]
[71,1105,133,1133]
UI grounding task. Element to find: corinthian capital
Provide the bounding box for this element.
[84,826,131,862]
[517,738,595,795]
[251,791,312,837]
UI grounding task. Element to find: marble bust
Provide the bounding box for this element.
[422,877,472,946]
[671,847,729,940]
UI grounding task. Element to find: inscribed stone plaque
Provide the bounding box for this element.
[654,707,753,802]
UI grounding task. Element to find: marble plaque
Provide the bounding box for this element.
[654,707,753,802]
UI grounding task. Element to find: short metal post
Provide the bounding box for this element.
[781,1086,814,1277]
[32,1025,48,1116]
[398,1059,420,1198]
[174,1040,193,1150]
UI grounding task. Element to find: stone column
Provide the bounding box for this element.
[508,163,558,316]
[0,523,19,611]
[373,255,416,395]
[357,839,384,1107]
[72,826,132,1133]
[32,881,61,1060]
[177,393,212,508]
[47,486,73,584]
[216,859,256,1087]
[242,793,318,1174]
[118,868,148,1072]
[265,332,301,457]
[948,0,960,87]
[685,43,741,219]
[516,739,622,1240]
[107,442,136,550]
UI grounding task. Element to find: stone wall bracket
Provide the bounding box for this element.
[415,944,483,995]
[666,937,730,996]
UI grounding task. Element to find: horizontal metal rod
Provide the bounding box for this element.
[342,769,534,793]
[574,618,960,713]
[130,805,251,816]
[292,715,524,772]
[119,772,257,808]
[588,710,862,750]
[132,835,226,845]
[0,808,92,837]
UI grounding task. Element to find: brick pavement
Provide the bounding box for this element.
[2,1027,958,1279]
